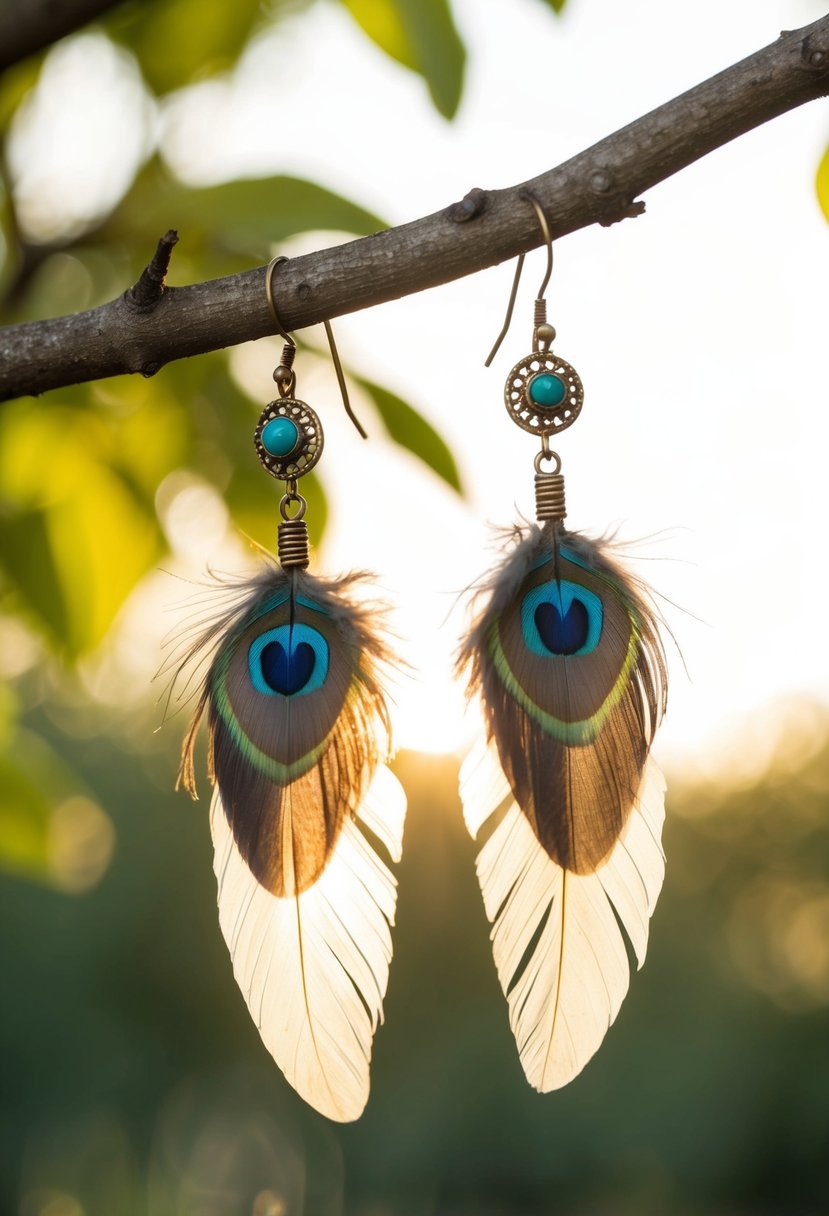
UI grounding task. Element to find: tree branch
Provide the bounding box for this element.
[2,16,828,402]
[126,229,179,310]
[0,0,126,72]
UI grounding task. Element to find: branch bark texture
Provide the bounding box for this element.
[2,16,829,402]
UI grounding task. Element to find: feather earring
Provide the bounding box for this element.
[175,258,406,1122]
[458,196,668,1093]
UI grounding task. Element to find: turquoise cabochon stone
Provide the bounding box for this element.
[529,373,566,408]
[261,416,300,458]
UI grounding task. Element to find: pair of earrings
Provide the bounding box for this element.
[176,198,667,1122]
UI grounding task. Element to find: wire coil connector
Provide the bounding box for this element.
[534,469,566,523]
[277,517,310,569]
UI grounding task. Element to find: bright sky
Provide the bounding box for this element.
[9,0,829,780]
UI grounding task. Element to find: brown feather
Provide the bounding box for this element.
[174,563,393,896]
[459,522,666,875]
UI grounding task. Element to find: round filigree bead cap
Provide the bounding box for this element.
[504,351,584,436]
[254,398,323,480]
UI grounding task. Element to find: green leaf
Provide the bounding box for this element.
[0,402,163,655]
[0,509,71,644]
[816,144,829,226]
[537,0,568,12]
[105,160,386,258]
[106,0,269,96]
[87,375,191,506]
[355,375,463,494]
[340,0,466,119]
[0,473,162,656]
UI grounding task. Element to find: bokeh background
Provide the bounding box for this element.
[2,0,829,1212]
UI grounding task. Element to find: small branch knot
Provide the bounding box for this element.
[127,230,179,311]
[802,34,829,71]
[446,187,489,223]
[599,199,646,226]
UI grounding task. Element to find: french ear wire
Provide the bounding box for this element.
[457,193,668,1094]
[174,255,407,1122]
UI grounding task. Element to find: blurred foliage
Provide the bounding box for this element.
[1,702,829,1213]
[355,373,462,493]
[100,162,387,264]
[816,142,829,226]
[105,0,285,95]
[19,4,829,1216]
[0,0,545,864]
[341,0,466,118]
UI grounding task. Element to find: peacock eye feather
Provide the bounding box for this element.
[459,523,667,1094]
[174,276,408,1125]
[260,638,315,694]
[520,577,603,658]
[459,198,667,1100]
[177,565,405,1122]
[247,622,329,697]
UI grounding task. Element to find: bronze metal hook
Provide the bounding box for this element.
[484,191,555,366]
[485,253,525,368]
[265,255,296,348]
[264,256,367,440]
[524,191,554,301]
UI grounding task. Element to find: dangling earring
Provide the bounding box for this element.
[458,196,667,1093]
[176,257,406,1122]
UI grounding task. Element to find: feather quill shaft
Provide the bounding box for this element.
[459,522,667,1089]
[176,560,405,1120]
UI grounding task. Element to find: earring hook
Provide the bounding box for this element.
[484,191,555,367]
[265,255,296,348]
[528,192,554,300]
[265,256,367,440]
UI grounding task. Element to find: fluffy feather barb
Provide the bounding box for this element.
[461,740,665,1090]
[459,523,667,1088]
[459,525,666,874]
[176,562,405,1120]
[212,765,406,1121]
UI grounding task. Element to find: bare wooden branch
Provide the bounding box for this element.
[0,0,125,72]
[1,15,828,402]
[127,230,179,310]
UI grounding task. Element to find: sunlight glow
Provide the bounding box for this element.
[48,796,115,895]
[0,616,41,681]
[387,660,470,756]
[7,34,153,242]
[728,877,829,1010]
[156,472,231,562]
[5,1,827,777]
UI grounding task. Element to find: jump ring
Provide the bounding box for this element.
[279,492,307,521]
[534,448,562,475]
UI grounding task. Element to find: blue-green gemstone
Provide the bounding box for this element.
[529,373,566,408]
[261,417,300,458]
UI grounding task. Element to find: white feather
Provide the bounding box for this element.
[460,741,666,1091]
[211,764,407,1122]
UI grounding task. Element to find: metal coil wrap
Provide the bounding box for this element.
[278,518,310,569]
[535,471,566,522]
